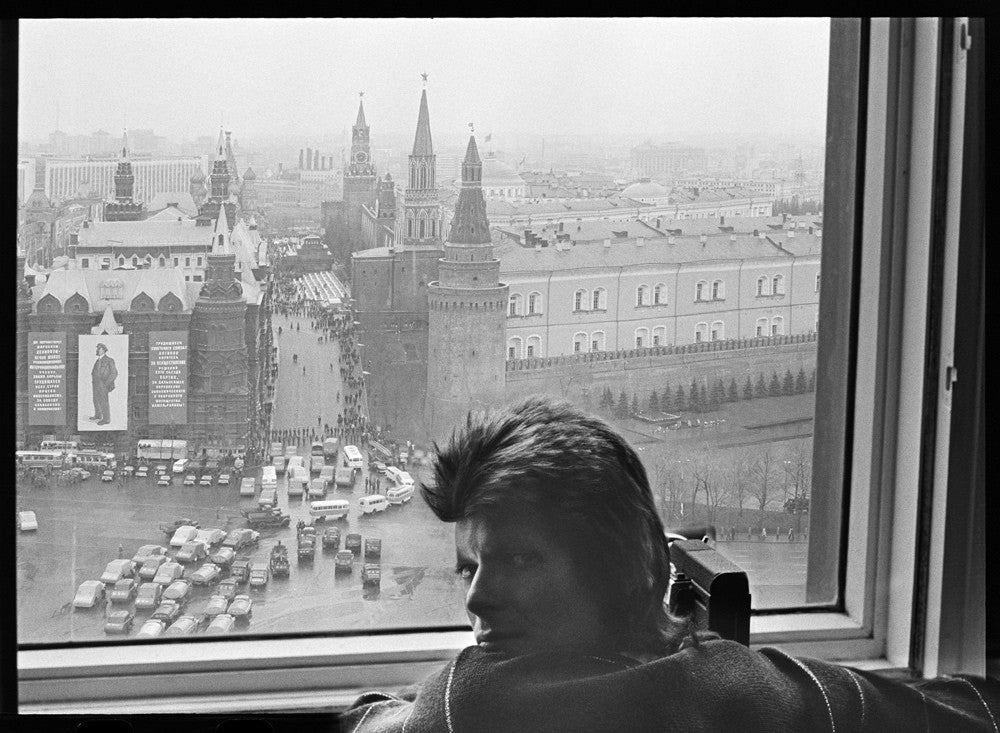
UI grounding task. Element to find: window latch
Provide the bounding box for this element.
[945,365,958,391]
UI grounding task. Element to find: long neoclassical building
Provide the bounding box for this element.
[500,224,821,359]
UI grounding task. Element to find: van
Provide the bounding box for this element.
[172,458,190,475]
[385,466,414,487]
[309,499,349,521]
[239,477,256,497]
[342,445,363,470]
[287,476,306,497]
[358,494,389,514]
[260,466,278,490]
[386,485,415,505]
[308,478,327,499]
[271,455,286,475]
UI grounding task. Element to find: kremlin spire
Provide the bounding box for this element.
[448,134,490,245]
[355,93,367,129]
[411,88,433,156]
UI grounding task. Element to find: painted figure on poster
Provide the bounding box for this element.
[89,342,118,426]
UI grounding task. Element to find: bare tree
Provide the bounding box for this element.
[783,438,812,532]
[749,446,778,519]
[726,448,753,521]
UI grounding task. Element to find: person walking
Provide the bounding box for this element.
[760,526,768,542]
[118,543,124,559]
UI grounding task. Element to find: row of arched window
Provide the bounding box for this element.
[409,161,435,191]
[574,287,609,312]
[756,274,786,296]
[509,292,543,316]
[36,290,183,315]
[405,211,438,239]
[695,280,726,301]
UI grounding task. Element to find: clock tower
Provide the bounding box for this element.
[343,94,378,239]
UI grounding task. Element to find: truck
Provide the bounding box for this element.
[363,538,382,561]
[230,557,252,584]
[269,544,289,579]
[297,528,316,562]
[243,508,291,529]
[322,437,338,461]
[362,563,381,586]
[335,467,355,490]
[137,439,188,462]
[345,533,362,556]
[287,475,306,498]
[248,562,269,589]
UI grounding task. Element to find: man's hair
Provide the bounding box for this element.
[422,395,686,655]
[96,343,108,353]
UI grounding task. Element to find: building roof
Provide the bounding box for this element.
[496,233,799,274]
[621,178,669,199]
[478,154,523,187]
[75,219,211,249]
[146,191,198,218]
[449,136,491,245]
[764,231,822,257]
[243,166,256,180]
[499,219,663,244]
[35,267,193,312]
[352,243,443,260]
[411,88,433,157]
[145,205,194,222]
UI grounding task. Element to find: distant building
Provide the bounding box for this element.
[43,154,206,205]
[629,142,707,180]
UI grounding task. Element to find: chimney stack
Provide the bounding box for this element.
[299,149,304,170]
[306,147,312,170]
[603,238,611,249]
[636,236,645,247]
[816,229,822,238]
[667,235,675,244]
[788,229,796,238]
[699,234,707,244]
[730,234,736,242]
[753,229,759,237]
[558,222,564,232]
[534,242,542,252]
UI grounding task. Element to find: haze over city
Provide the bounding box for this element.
[19,18,830,144]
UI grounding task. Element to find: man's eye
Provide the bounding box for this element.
[455,564,476,580]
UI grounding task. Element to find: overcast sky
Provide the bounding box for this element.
[19,18,830,144]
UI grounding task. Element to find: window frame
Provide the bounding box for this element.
[11,18,982,713]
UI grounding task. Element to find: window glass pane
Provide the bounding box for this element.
[16,17,830,646]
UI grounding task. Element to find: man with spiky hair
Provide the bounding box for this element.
[343,396,999,732]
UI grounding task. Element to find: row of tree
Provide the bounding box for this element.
[597,367,817,420]
[649,439,813,531]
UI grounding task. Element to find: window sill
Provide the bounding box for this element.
[18,614,889,714]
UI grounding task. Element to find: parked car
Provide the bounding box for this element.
[134,582,163,610]
[138,555,168,581]
[154,464,168,475]
[160,518,199,538]
[101,470,115,482]
[110,578,138,603]
[199,475,213,486]
[16,511,38,531]
[373,461,387,475]
[322,527,341,551]
[205,613,236,635]
[195,528,226,547]
[190,563,221,586]
[183,474,197,486]
[104,610,135,635]
[165,615,201,636]
[175,540,208,564]
[131,544,167,565]
[157,474,172,487]
[229,558,252,585]
[169,525,199,547]
[135,466,149,479]
[216,578,239,602]
[334,551,354,574]
[152,561,184,586]
[151,599,183,623]
[135,618,167,638]
[121,465,134,477]
[162,579,192,603]
[205,595,230,618]
[222,528,259,551]
[228,594,253,622]
[362,563,382,586]
[248,562,269,589]
[73,580,105,608]
[345,533,362,555]
[218,473,231,486]
[364,538,382,561]
[100,558,135,585]
[208,546,236,568]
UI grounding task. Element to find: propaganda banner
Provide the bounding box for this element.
[28,332,67,425]
[148,331,188,425]
[77,334,129,432]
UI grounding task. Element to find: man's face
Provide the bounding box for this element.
[455,505,604,655]
[96,346,106,356]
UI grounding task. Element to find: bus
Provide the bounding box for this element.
[39,440,80,453]
[342,445,363,470]
[16,450,66,469]
[68,451,117,470]
[136,439,189,461]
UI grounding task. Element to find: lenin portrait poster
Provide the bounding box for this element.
[77,334,129,432]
